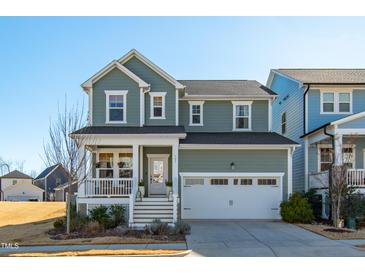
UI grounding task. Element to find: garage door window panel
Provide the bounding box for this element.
[257,178,277,185]
[210,178,228,185]
[233,178,253,185]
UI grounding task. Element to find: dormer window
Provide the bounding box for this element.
[189,101,204,126]
[105,90,128,123]
[150,92,166,119]
[232,101,252,131]
[320,91,352,114]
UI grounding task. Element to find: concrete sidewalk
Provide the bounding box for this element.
[0,242,187,255]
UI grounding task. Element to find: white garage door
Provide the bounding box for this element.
[181,173,283,220]
[6,196,39,201]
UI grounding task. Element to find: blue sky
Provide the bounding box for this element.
[1,16,365,174]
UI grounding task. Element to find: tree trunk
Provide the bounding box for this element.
[66,190,71,234]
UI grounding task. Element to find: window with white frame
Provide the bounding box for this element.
[150,92,166,119]
[321,91,352,114]
[96,153,114,178]
[96,150,133,179]
[232,101,252,131]
[318,145,355,171]
[189,101,204,126]
[281,112,287,134]
[105,90,128,123]
[118,153,133,178]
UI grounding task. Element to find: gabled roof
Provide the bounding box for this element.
[118,49,185,89]
[179,80,277,98]
[1,170,32,179]
[275,69,365,85]
[81,60,150,91]
[34,164,61,180]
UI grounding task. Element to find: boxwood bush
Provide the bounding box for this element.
[280,192,314,223]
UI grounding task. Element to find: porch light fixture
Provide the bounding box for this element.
[230,162,235,170]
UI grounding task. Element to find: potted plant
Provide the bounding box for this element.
[138,180,145,197]
[165,181,173,196]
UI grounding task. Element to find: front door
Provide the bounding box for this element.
[148,155,169,195]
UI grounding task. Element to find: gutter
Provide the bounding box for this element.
[303,84,310,135]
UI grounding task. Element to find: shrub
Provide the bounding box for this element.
[89,205,112,230]
[84,221,103,234]
[342,194,365,219]
[304,189,323,221]
[150,219,170,235]
[165,181,173,187]
[173,221,191,235]
[53,218,65,230]
[110,205,126,228]
[280,192,314,223]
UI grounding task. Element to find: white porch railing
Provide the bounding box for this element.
[347,169,365,187]
[84,178,133,197]
[309,169,365,189]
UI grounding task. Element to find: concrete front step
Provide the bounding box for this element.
[134,213,173,218]
[139,197,169,202]
[134,205,173,210]
[133,218,174,223]
[134,209,173,214]
[135,202,173,206]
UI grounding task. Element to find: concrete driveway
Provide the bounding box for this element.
[186,221,365,257]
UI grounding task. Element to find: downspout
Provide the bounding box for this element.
[324,126,335,220]
[303,84,310,135]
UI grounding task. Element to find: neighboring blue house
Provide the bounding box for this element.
[267,69,365,198]
[34,164,69,201]
[71,49,298,226]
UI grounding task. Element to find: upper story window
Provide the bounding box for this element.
[281,112,287,134]
[105,90,128,123]
[150,92,166,119]
[232,101,252,131]
[320,91,352,114]
[189,101,204,126]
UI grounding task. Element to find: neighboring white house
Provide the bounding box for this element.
[0,170,44,201]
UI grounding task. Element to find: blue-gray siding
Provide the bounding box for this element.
[92,68,140,126]
[179,100,269,132]
[270,73,305,192]
[124,57,176,125]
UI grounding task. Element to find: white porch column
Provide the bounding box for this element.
[287,147,294,197]
[132,144,139,192]
[334,134,343,166]
[172,142,179,195]
[77,143,86,198]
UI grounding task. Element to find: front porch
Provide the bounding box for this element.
[75,135,181,226]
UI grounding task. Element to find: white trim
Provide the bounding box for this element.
[139,88,145,127]
[36,164,61,181]
[118,49,185,89]
[180,172,285,178]
[287,147,294,197]
[363,149,365,169]
[268,99,272,132]
[317,143,356,172]
[320,90,353,115]
[147,154,169,196]
[175,89,179,126]
[149,92,167,119]
[146,154,170,159]
[232,101,253,131]
[179,144,300,150]
[172,143,179,196]
[139,146,143,180]
[304,137,309,192]
[331,110,365,126]
[270,69,304,87]
[82,60,149,90]
[188,101,204,126]
[105,90,128,124]
[181,96,276,101]
[95,148,133,179]
[305,88,309,133]
[88,87,93,125]
[335,129,365,135]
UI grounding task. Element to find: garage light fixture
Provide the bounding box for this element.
[230,162,235,170]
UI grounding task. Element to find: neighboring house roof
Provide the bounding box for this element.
[301,110,365,138]
[0,170,32,179]
[180,132,299,145]
[81,60,150,91]
[34,164,61,180]
[54,181,77,191]
[118,49,185,89]
[71,126,186,135]
[275,69,365,84]
[179,80,277,98]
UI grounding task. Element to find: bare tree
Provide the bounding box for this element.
[0,157,11,176]
[43,99,89,234]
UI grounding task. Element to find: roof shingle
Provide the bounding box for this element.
[71,126,186,135]
[1,170,33,179]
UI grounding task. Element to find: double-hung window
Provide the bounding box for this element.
[321,91,352,114]
[150,92,166,119]
[232,101,252,131]
[189,101,204,126]
[96,153,114,178]
[318,145,355,172]
[105,90,128,123]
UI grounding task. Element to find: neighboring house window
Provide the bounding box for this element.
[281,112,287,134]
[105,90,128,123]
[55,178,61,186]
[232,101,252,131]
[12,180,17,185]
[118,153,133,178]
[188,101,204,126]
[321,91,352,114]
[150,92,166,119]
[210,178,228,185]
[318,145,355,171]
[258,178,277,185]
[97,153,114,178]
